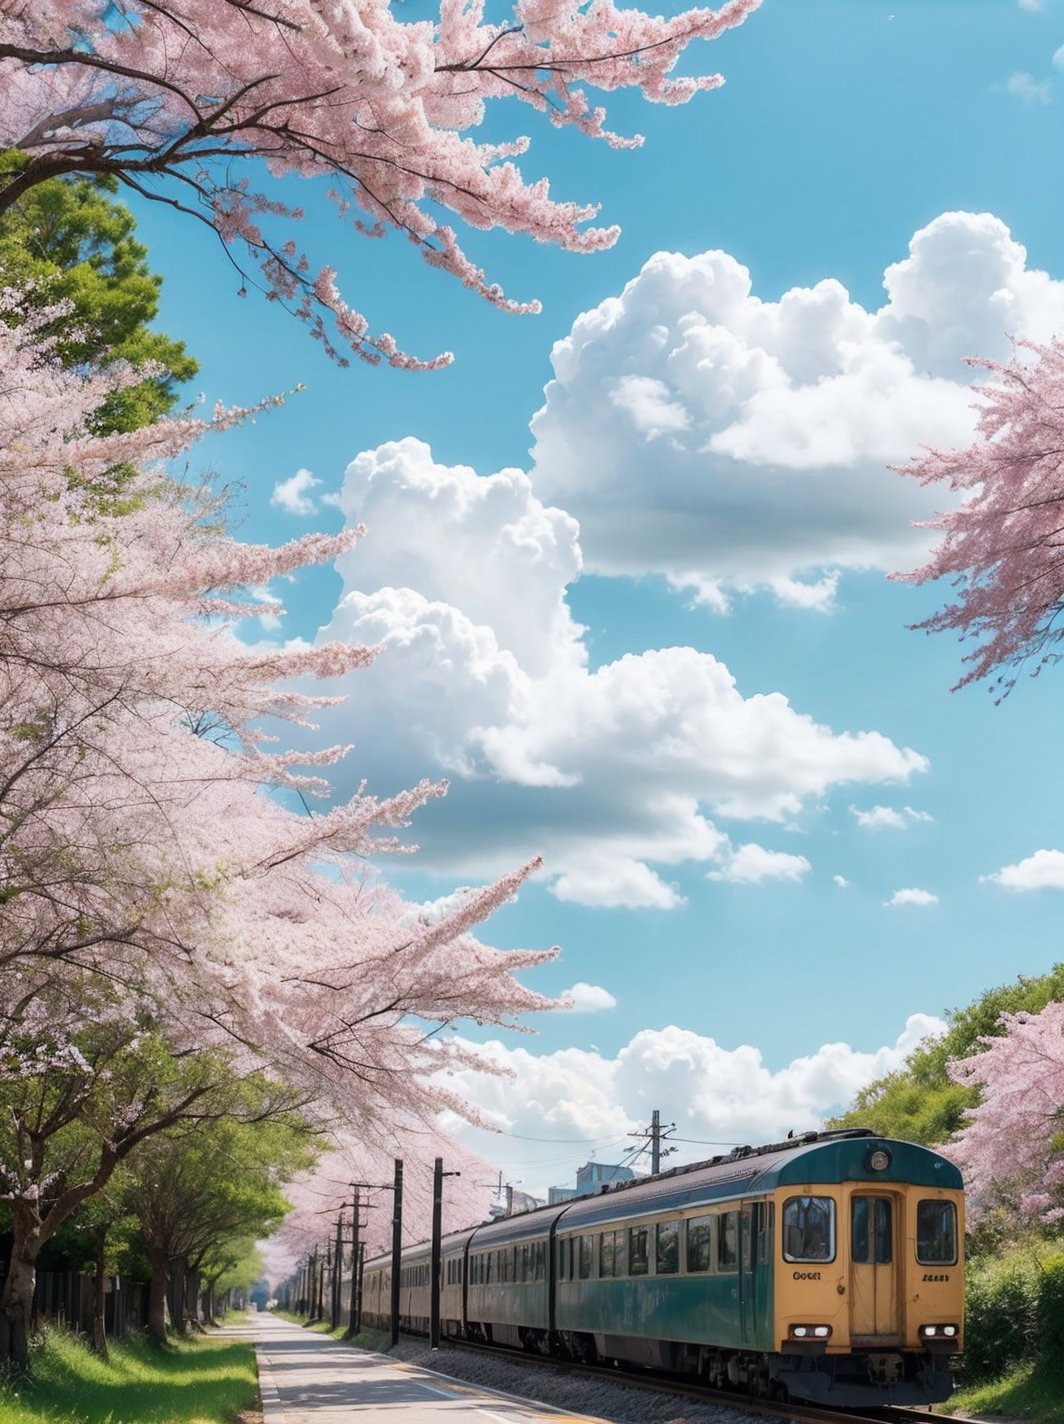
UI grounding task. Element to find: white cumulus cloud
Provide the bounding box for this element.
[310,440,927,908]
[529,212,1064,604]
[851,804,933,831]
[271,467,323,516]
[982,848,1064,891]
[441,1013,947,1198]
[999,72,1053,105]
[708,843,811,884]
[557,982,618,1013]
[886,887,939,907]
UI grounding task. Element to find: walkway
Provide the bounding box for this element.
[243,1313,613,1424]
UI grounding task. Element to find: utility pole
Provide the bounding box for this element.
[331,1214,344,1330]
[390,1158,403,1348]
[629,1109,676,1175]
[345,1186,361,1339]
[430,1156,461,1349]
[317,1242,327,1321]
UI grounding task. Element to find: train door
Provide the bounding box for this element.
[739,1202,772,1347]
[849,1193,899,1341]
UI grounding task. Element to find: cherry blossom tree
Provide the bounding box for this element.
[0,301,557,1365]
[0,0,761,367]
[894,339,1064,697]
[264,1127,498,1303]
[944,1002,1064,1226]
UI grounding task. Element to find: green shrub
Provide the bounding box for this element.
[963,1252,1039,1383]
[1035,1253,1064,1362]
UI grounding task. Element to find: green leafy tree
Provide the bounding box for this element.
[115,1091,316,1341]
[0,158,197,433]
[830,964,1064,1145]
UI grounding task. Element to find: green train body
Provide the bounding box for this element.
[361,1129,963,1407]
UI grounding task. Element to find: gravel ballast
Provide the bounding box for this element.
[383,1337,796,1424]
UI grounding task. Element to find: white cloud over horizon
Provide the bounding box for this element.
[529,212,1064,607]
[441,1012,947,1198]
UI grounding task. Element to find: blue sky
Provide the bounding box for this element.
[129,0,1064,1198]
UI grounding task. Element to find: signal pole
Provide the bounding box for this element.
[331,1213,344,1329]
[390,1158,403,1348]
[430,1156,461,1349]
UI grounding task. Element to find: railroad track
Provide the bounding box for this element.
[415,1334,948,1424]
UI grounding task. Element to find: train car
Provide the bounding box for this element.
[360,1128,964,1408]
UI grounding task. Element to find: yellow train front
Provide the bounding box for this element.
[362,1128,964,1408]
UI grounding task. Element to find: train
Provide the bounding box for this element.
[361,1128,964,1408]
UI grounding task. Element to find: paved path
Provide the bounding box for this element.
[240,1313,611,1424]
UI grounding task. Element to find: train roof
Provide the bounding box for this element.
[363,1130,962,1268]
[548,1129,961,1231]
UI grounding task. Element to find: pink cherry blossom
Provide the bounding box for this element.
[943,1002,1064,1223]
[894,339,1064,697]
[0,0,761,366]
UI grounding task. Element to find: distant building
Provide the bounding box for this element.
[548,1160,637,1204]
[488,1187,543,1217]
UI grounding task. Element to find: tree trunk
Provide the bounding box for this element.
[90,1232,109,1360]
[0,1202,47,1372]
[147,1251,171,1346]
[0,1249,36,1373]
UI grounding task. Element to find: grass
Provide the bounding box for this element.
[0,1326,259,1424]
[941,1359,1064,1422]
[274,1310,387,1349]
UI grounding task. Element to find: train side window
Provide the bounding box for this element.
[578,1234,593,1279]
[717,1212,738,1272]
[534,1241,545,1281]
[917,1200,958,1265]
[783,1196,836,1263]
[686,1215,712,1273]
[656,1220,680,1275]
[629,1226,649,1276]
[755,1202,774,1264]
[600,1230,615,1278]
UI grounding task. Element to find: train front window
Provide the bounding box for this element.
[851,1195,892,1264]
[917,1200,958,1265]
[782,1196,836,1263]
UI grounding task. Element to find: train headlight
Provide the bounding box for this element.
[789,1324,832,1340]
[921,1324,959,1338]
